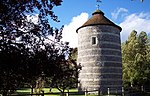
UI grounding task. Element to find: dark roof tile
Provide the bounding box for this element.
[76,10,122,32]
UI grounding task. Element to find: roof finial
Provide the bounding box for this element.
[96,0,102,10]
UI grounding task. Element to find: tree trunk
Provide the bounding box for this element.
[2,91,8,96]
[60,92,65,96]
[31,85,34,96]
[60,90,65,96]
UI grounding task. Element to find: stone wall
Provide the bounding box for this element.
[78,25,122,94]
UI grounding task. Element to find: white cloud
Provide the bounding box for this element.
[18,14,39,32]
[27,14,39,24]
[27,11,149,46]
[111,8,128,20]
[120,12,150,42]
[62,13,89,48]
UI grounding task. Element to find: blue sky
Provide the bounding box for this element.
[48,0,150,47]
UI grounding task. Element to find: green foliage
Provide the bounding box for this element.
[0,0,81,95]
[47,59,81,93]
[69,47,78,61]
[122,30,150,90]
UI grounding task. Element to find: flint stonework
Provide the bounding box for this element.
[77,10,122,94]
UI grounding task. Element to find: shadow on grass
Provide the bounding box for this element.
[14,88,86,96]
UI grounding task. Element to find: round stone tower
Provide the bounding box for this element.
[76,10,122,94]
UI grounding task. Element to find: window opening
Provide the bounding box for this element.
[92,37,97,45]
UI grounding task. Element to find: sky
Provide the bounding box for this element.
[49,0,150,48]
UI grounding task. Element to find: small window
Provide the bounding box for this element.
[92,37,97,45]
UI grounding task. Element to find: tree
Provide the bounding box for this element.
[0,44,28,95]
[122,30,137,86]
[122,31,150,90]
[0,0,63,95]
[47,59,81,95]
[69,47,78,61]
[0,1,82,95]
[133,32,150,89]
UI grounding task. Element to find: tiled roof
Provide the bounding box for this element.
[76,10,122,32]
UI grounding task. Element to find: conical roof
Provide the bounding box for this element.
[76,10,122,32]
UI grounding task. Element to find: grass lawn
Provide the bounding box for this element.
[15,88,150,96]
[16,88,79,96]
[17,88,77,93]
[16,88,101,96]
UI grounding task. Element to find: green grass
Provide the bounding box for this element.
[16,88,82,96]
[16,88,118,96]
[16,88,31,93]
[16,88,101,96]
[17,88,77,93]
